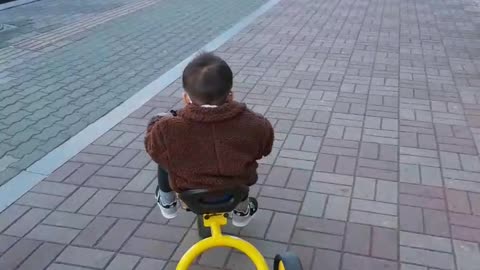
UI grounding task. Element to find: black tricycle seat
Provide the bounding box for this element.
[179,185,249,215]
[158,166,249,215]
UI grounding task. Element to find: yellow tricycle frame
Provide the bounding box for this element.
[176,214,285,270]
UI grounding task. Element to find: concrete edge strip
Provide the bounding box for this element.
[0,0,280,212]
[0,0,38,11]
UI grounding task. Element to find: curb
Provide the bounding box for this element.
[0,0,39,11]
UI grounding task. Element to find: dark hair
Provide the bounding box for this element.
[182,52,233,105]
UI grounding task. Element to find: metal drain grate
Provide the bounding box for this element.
[0,23,16,33]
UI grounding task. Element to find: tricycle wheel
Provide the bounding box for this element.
[274,252,303,270]
[196,215,211,239]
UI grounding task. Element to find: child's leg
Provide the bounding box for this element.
[157,166,176,205]
[156,166,178,219]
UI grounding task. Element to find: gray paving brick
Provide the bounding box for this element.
[313,172,354,186]
[300,192,326,217]
[287,245,313,270]
[400,181,441,196]
[399,193,446,210]
[315,153,336,172]
[262,186,304,201]
[292,229,343,250]
[17,243,62,270]
[0,204,30,233]
[325,195,350,221]
[296,216,345,237]
[265,166,291,187]
[96,166,138,179]
[376,180,398,203]
[344,222,370,255]
[4,208,50,237]
[42,211,94,229]
[0,235,18,254]
[100,203,150,220]
[469,192,480,216]
[266,212,296,242]
[57,187,97,212]
[286,169,311,190]
[279,149,317,161]
[450,212,480,229]
[312,249,341,270]
[56,246,114,269]
[353,177,376,200]
[30,181,77,197]
[453,240,480,270]
[357,166,398,181]
[258,196,301,214]
[135,258,167,270]
[446,189,471,214]
[63,164,100,185]
[82,145,122,156]
[400,263,428,270]
[351,198,397,216]
[400,246,455,270]
[452,225,480,243]
[400,231,452,253]
[275,157,314,170]
[0,239,41,270]
[239,209,272,238]
[105,254,140,270]
[107,149,139,167]
[46,162,82,182]
[72,216,116,247]
[121,237,176,260]
[424,209,450,237]
[26,224,80,244]
[349,210,398,229]
[78,189,117,215]
[134,223,187,243]
[96,219,140,251]
[372,227,398,260]
[94,131,124,146]
[84,175,129,190]
[309,181,352,197]
[342,253,397,270]
[125,151,151,169]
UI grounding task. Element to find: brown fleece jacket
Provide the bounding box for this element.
[145,101,274,192]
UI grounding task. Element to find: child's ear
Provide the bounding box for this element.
[227,92,234,101]
[183,92,190,105]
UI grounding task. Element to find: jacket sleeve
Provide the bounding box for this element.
[262,118,274,157]
[145,119,169,169]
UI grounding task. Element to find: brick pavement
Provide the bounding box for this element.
[1,0,480,269]
[0,0,266,185]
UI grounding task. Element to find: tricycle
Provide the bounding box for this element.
[158,167,303,270]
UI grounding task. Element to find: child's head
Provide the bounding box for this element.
[182,52,233,106]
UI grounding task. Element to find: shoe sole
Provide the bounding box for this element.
[232,217,253,227]
[157,201,178,219]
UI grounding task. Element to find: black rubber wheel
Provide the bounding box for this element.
[274,252,303,270]
[196,215,211,239]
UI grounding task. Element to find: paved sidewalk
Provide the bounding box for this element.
[1,0,480,269]
[0,0,265,185]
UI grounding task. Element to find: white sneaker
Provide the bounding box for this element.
[232,198,258,227]
[155,189,178,219]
